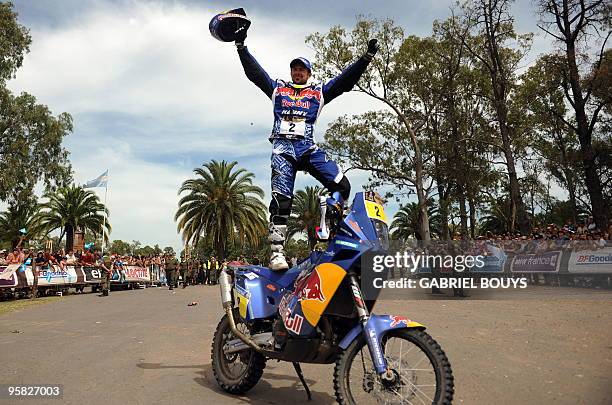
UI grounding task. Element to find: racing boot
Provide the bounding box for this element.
[326,191,345,218]
[269,223,289,271]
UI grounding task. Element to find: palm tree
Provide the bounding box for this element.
[0,201,42,249]
[287,186,323,250]
[391,202,441,241]
[37,186,111,251]
[175,160,267,261]
[478,196,512,235]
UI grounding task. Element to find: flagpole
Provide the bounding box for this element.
[101,175,109,255]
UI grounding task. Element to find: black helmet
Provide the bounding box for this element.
[209,8,251,42]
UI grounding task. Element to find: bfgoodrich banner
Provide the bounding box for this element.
[568,247,612,274]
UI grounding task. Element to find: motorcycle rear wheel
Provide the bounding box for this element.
[334,329,454,405]
[211,312,266,394]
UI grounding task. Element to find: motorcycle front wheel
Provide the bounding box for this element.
[334,329,454,405]
[211,312,266,394]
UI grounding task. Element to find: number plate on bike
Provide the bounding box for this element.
[365,200,387,223]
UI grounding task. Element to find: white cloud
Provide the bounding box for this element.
[5,1,562,252]
[72,141,190,251]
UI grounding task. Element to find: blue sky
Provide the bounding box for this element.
[7,0,553,252]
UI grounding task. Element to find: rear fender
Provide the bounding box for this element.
[339,314,425,350]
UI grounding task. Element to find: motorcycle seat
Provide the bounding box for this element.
[238,265,301,290]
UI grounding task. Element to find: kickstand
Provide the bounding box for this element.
[292,362,312,401]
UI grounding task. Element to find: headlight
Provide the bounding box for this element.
[373,219,390,251]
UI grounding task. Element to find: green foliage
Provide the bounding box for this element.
[285,239,311,262]
[287,186,323,250]
[390,202,441,241]
[0,2,30,81]
[175,160,267,260]
[108,239,130,255]
[36,186,111,251]
[0,196,41,249]
[0,3,73,204]
[163,246,176,257]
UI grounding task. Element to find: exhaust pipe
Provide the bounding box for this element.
[218,267,264,353]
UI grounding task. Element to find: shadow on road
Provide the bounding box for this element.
[137,362,336,404]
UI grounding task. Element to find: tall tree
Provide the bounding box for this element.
[456,0,533,233]
[37,186,111,251]
[536,0,611,229]
[0,2,73,203]
[175,160,267,261]
[307,19,433,241]
[517,54,583,222]
[287,186,323,250]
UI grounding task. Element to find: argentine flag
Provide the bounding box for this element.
[84,170,108,188]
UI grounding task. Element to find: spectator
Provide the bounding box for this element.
[65,250,77,265]
[0,250,7,265]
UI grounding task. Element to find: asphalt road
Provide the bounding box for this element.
[0,284,610,405]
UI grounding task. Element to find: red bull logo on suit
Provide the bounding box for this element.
[296,269,325,302]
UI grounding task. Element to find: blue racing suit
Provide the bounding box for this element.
[237,44,373,226]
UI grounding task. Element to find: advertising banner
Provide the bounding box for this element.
[568,248,612,274]
[37,266,79,286]
[111,266,150,283]
[471,244,507,273]
[511,251,562,273]
[81,266,105,283]
[0,264,20,287]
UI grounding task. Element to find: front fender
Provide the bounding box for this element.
[339,314,425,350]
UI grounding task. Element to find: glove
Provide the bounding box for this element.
[367,39,379,56]
[234,24,248,46]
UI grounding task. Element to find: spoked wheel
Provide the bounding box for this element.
[211,312,266,394]
[334,329,454,405]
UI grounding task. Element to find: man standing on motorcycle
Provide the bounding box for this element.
[233,27,378,270]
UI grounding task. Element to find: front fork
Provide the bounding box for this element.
[348,274,390,376]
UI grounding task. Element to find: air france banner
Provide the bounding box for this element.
[511,251,562,273]
[568,248,612,274]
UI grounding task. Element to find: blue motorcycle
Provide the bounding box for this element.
[212,191,454,404]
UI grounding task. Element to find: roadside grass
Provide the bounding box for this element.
[0,296,63,316]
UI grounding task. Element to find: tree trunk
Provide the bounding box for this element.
[395,109,431,242]
[438,187,451,240]
[480,0,530,234]
[565,42,607,230]
[434,154,451,241]
[556,134,579,223]
[458,192,468,237]
[65,224,74,252]
[468,197,476,239]
[496,99,530,234]
[554,6,607,230]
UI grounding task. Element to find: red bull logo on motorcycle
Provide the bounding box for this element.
[389,315,411,327]
[283,312,304,334]
[296,269,325,302]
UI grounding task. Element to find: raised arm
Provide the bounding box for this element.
[322,39,379,104]
[236,44,275,99]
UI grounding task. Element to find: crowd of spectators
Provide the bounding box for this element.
[471,216,612,254]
